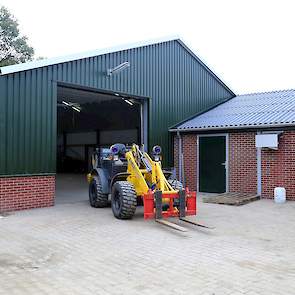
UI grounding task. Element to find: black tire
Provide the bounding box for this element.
[89,176,108,208]
[168,179,183,191]
[111,181,137,219]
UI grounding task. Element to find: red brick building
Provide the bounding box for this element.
[170,90,295,200]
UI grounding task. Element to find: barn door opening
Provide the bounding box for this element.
[55,84,148,204]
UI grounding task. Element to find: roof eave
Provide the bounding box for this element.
[176,39,235,96]
[169,122,295,132]
[0,35,181,75]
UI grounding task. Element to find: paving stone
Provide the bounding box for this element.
[0,198,295,294]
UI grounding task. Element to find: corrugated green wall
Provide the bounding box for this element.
[0,40,233,175]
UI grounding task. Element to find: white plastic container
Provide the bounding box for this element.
[274,187,286,204]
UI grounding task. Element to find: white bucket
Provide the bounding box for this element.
[274,187,286,204]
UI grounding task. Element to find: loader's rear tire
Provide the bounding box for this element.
[168,179,183,191]
[89,176,108,208]
[111,181,137,219]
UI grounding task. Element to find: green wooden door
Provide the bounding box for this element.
[199,136,226,193]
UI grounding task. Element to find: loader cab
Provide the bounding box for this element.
[91,145,129,179]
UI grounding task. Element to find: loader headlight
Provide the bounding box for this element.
[110,145,120,161]
[152,145,161,155]
[152,145,162,161]
[110,145,119,155]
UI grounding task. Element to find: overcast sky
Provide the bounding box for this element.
[2,0,295,94]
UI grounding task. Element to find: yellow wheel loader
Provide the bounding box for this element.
[87,144,209,231]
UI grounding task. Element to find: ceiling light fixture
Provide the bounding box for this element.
[62,100,81,112]
[62,100,70,106]
[72,106,81,112]
[124,99,133,106]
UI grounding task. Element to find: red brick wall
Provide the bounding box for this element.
[173,134,197,191]
[173,133,257,194]
[182,135,197,191]
[174,131,295,200]
[0,175,55,212]
[262,131,295,200]
[229,132,257,194]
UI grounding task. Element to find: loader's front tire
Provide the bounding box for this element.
[89,176,108,208]
[111,181,137,219]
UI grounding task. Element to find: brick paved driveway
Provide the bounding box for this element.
[0,198,295,295]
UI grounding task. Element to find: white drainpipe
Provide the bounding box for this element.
[177,131,183,184]
[257,131,262,196]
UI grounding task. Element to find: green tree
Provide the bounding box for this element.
[0,6,34,67]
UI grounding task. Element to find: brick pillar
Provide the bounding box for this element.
[0,175,55,212]
[229,132,257,194]
[261,131,295,200]
[182,134,197,191]
[173,134,197,190]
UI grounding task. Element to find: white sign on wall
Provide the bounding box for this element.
[255,134,278,149]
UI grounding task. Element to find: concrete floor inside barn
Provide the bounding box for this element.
[55,174,88,205]
[0,178,295,294]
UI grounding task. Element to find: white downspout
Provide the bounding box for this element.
[257,131,262,196]
[177,131,183,184]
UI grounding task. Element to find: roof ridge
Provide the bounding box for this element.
[236,88,295,97]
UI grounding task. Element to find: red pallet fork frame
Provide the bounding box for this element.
[143,188,197,220]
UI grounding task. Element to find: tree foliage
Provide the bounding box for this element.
[0,6,34,67]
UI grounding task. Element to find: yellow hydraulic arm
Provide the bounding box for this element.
[125,144,176,197]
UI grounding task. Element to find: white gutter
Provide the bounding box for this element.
[169,122,295,133]
[256,131,262,196]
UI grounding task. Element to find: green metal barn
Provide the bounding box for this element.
[0,36,234,211]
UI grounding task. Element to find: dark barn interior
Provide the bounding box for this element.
[57,86,142,174]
